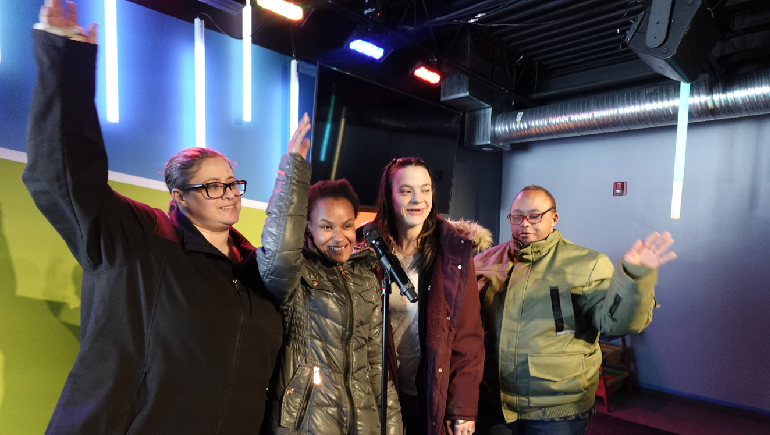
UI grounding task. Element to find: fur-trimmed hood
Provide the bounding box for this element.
[445,218,493,254]
[355,218,493,254]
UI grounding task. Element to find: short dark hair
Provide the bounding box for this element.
[307,178,360,219]
[519,185,557,211]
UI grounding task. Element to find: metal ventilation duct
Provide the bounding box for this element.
[494,68,770,144]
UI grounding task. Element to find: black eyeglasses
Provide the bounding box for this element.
[180,180,247,199]
[507,206,555,225]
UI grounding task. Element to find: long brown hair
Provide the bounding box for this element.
[372,157,439,270]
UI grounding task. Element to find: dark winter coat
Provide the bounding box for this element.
[23,30,282,434]
[257,153,402,434]
[384,218,487,435]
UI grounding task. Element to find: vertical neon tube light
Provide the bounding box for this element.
[671,82,691,219]
[319,94,336,161]
[289,59,299,137]
[105,0,119,123]
[242,3,252,123]
[194,18,206,147]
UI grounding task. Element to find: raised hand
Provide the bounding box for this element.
[40,0,97,44]
[622,231,676,269]
[288,113,311,160]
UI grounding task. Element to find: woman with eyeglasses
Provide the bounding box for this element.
[257,114,402,434]
[22,1,282,433]
[368,157,491,435]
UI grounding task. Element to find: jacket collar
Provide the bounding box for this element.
[511,229,562,262]
[171,206,254,260]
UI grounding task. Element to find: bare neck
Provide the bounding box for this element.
[394,223,423,257]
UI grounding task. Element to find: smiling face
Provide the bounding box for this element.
[173,157,241,232]
[509,190,558,245]
[390,165,433,233]
[307,197,357,264]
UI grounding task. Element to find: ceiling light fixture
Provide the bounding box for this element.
[257,0,304,21]
[348,38,385,60]
[411,60,444,85]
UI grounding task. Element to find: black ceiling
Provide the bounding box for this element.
[131,0,770,111]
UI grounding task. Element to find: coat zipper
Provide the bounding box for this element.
[214,278,247,434]
[337,264,356,435]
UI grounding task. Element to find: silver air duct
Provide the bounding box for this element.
[493,68,770,145]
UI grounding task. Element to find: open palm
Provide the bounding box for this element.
[40,0,97,44]
[622,231,676,268]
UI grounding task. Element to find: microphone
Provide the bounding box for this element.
[363,223,418,303]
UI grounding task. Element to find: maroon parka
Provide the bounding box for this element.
[386,217,485,435]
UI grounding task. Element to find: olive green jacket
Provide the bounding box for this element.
[474,230,658,422]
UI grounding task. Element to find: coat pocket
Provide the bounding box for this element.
[280,364,318,429]
[527,353,586,402]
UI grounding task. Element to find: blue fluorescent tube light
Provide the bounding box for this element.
[671,82,691,220]
[243,4,252,123]
[194,17,206,147]
[290,59,299,139]
[105,0,119,123]
[349,39,385,60]
[319,94,336,162]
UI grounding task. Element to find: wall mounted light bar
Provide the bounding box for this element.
[290,59,299,139]
[671,82,691,220]
[105,0,119,123]
[243,3,252,123]
[194,17,206,147]
[257,0,303,21]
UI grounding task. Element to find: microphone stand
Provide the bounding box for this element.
[380,277,390,435]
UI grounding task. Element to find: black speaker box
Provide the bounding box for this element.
[627,0,722,83]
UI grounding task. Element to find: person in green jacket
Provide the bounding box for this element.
[474,185,676,435]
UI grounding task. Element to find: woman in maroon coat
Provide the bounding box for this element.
[371,157,486,435]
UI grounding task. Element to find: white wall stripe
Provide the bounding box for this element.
[107,170,168,191]
[0,147,28,163]
[1,147,267,210]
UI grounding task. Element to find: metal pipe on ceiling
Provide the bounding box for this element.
[546,49,636,71]
[546,53,640,76]
[484,0,597,29]
[511,21,633,56]
[536,41,627,64]
[493,68,770,143]
[526,32,627,59]
[495,2,637,40]
[504,13,636,48]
